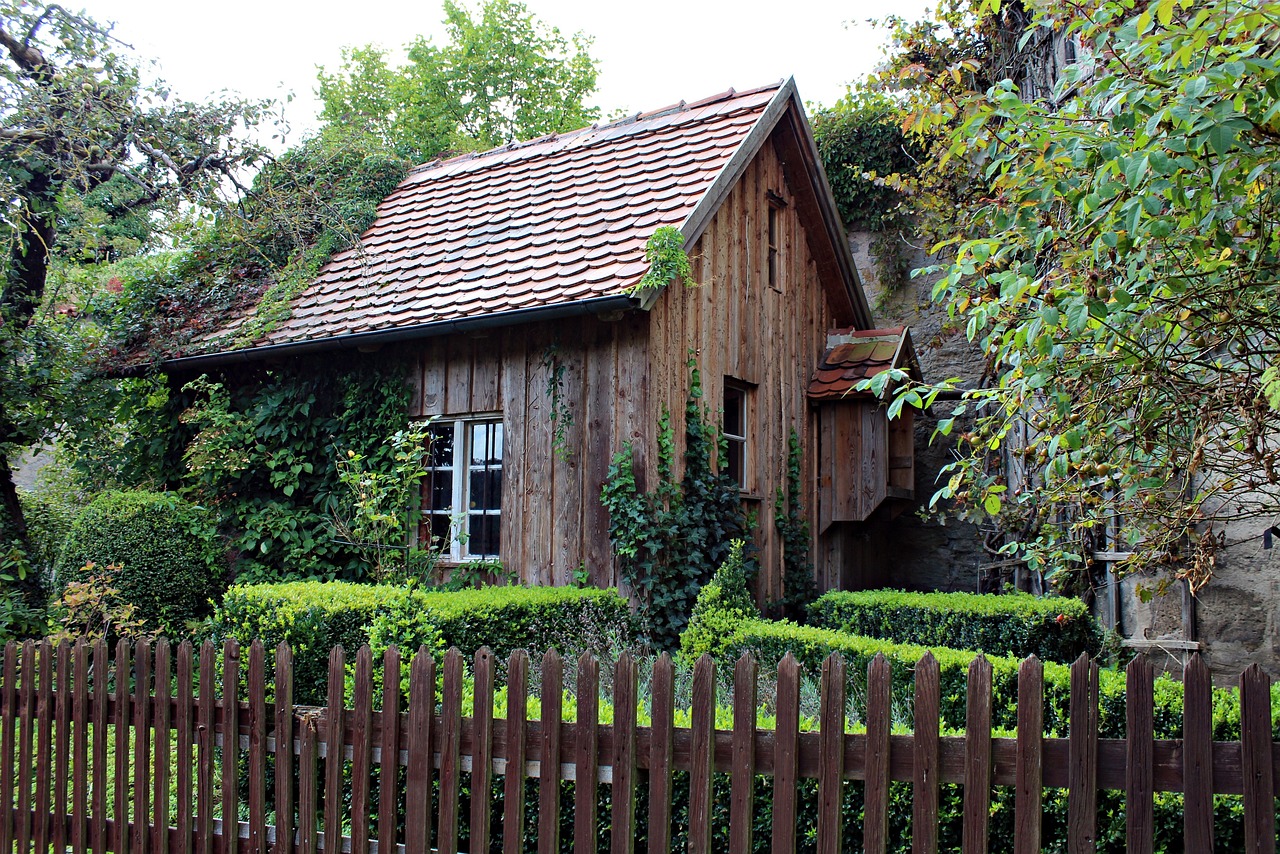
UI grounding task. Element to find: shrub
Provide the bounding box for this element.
[54,490,226,637]
[681,540,756,661]
[808,589,1103,664]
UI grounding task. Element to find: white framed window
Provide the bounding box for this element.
[420,416,503,561]
[723,380,751,490]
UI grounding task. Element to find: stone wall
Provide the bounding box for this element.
[851,228,1280,680]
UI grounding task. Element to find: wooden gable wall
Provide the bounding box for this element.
[645,129,841,602]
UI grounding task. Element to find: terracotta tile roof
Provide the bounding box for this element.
[807,327,920,400]
[200,83,783,352]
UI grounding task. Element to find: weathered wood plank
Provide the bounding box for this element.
[1015,656,1044,854]
[550,326,585,585]
[538,649,563,854]
[297,719,318,854]
[1240,664,1275,854]
[1068,654,1098,854]
[524,331,553,585]
[963,655,992,854]
[323,646,345,854]
[913,652,940,854]
[610,652,638,854]
[113,640,129,854]
[445,338,472,415]
[688,655,716,854]
[1125,656,1153,854]
[772,652,801,854]
[273,644,294,854]
[404,647,435,854]
[438,648,464,854]
[0,643,15,854]
[53,641,72,854]
[196,642,215,854]
[863,653,891,854]
[500,327,527,581]
[377,646,400,854]
[17,642,37,854]
[350,645,374,854]
[420,338,446,417]
[503,650,530,854]
[222,640,240,854]
[153,639,172,854]
[575,651,600,854]
[35,641,53,854]
[729,652,757,853]
[72,642,89,854]
[647,653,674,854]
[470,647,495,853]
[247,641,267,854]
[817,652,845,854]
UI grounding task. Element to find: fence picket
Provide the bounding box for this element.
[35,641,53,854]
[646,653,673,854]
[610,652,638,854]
[1182,654,1213,852]
[176,642,194,854]
[728,652,757,854]
[154,639,172,854]
[323,646,345,854]
[1125,656,1153,854]
[54,641,71,854]
[1240,664,1275,854]
[817,652,845,854]
[248,641,268,854]
[72,641,89,854]
[404,647,435,854]
[438,647,463,854]
[772,652,801,854]
[298,719,318,854]
[113,639,130,854]
[16,641,35,854]
[575,651,600,854]
[1015,656,1044,854]
[133,640,153,854]
[538,649,564,854]
[914,652,941,854]
[350,646,374,854]
[963,655,992,854]
[503,650,530,854]
[377,646,400,854]
[863,653,891,854]
[0,643,15,854]
[93,640,109,854]
[196,641,215,854]
[223,640,241,854]
[471,647,496,854]
[274,643,294,854]
[1067,653,1098,854]
[688,654,716,854]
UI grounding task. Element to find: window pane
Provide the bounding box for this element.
[427,426,454,468]
[727,437,744,486]
[724,387,744,436]
[427,471,453,511]
[467,514,500,557]
[471,421,502,465]
[428,514,452,548]
[469,470,502,511]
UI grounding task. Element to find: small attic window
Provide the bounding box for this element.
[767,204,780,292]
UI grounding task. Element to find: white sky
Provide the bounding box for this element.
[77,0,934,146]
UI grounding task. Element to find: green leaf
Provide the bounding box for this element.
[984,494,1002,515]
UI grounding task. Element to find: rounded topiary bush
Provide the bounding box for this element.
[54,490,227,636]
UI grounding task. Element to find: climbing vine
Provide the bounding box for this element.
[772,427,817,621]
[601,357,756,650]
[541,343,574,461]
[628,226,697,295]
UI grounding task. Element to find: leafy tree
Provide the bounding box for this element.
[316,0,600,162]
[870,0,1280,594]
[0,2,270,601]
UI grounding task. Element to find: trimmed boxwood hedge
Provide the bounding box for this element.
[215,581,634,703]
[808,589,1103,664]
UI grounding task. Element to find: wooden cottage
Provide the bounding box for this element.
[163,80,920,597]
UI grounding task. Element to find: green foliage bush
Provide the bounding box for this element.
[808,589,1103,664]
[680,540,756,661]
[54,490,226,637]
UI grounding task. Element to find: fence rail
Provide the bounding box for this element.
[0,639,1277,853]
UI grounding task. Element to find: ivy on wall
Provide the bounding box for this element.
[772,428,817,621]
[601,358,757,650]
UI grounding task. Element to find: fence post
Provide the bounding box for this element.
[647,653,673,854]
[1125,656,1153,854]
[350,645,374,854]
[688,654,716,854]
[176,640,193,854]
[504,650,530,854]
[154,639,172,854]
[575,651,600,854]
[913,652,941,854]
[223,640,240,854]
[18,640,36,854]
[728,652,757,854]
[0,643,14,854]
[36,640,53,854]
[196,641,215,854]
[817,652,846,854]
[772,652,801,854]
[863,653,891,854]
[72,641,89,854]
[297,719,318,854]
[1014,655,1043,854]
[1240,664,1276,854]
[248,640,268,854]
[611,652,638,854]
[114,639,130,854]
[54,641,72,854]
[1067,653,1098,854]
[963,655,992,854]
[538,648,563,854]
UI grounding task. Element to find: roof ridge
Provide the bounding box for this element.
[408,82,783,177]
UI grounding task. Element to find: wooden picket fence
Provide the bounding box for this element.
[0,638,1277,854]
